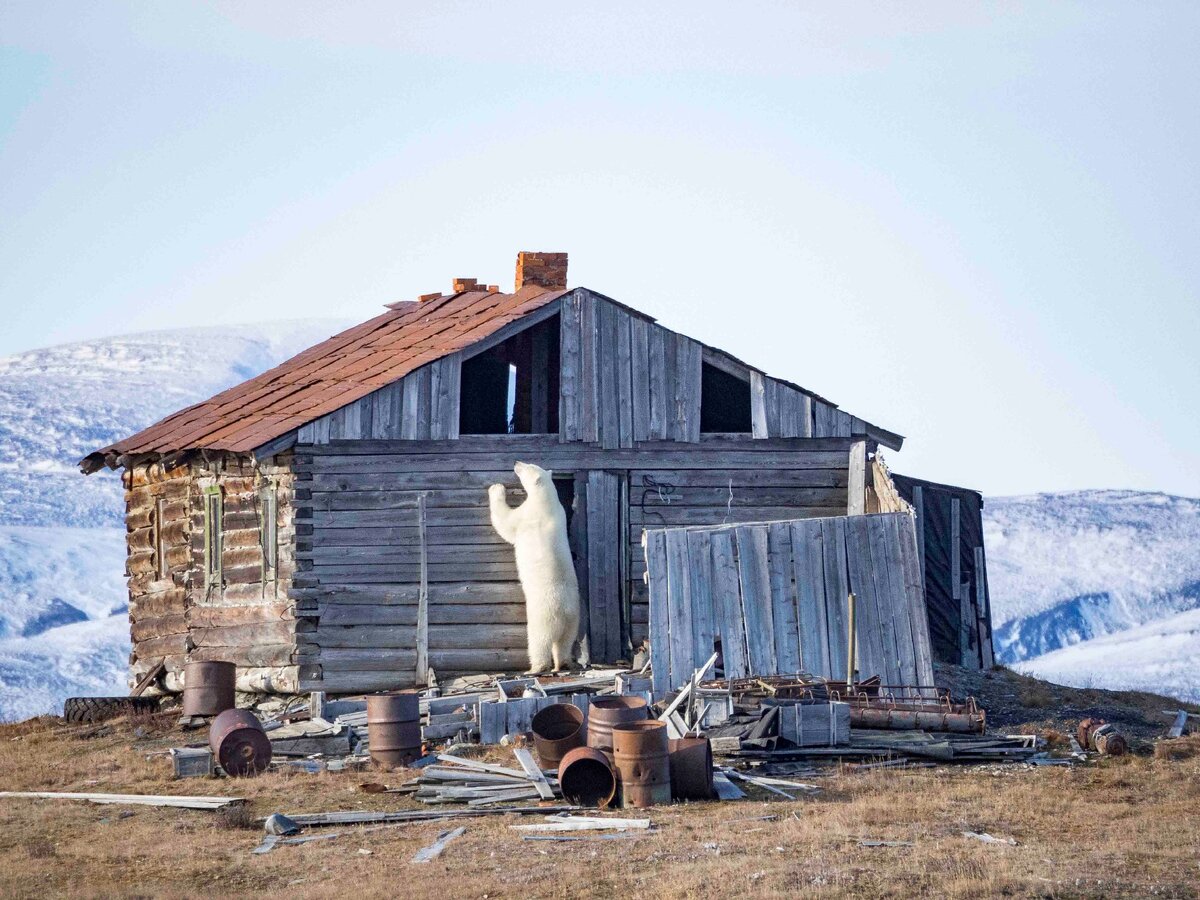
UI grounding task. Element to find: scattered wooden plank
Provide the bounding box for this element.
[512,747,555,800]
[412,826,466,863]
[1168,710,1189,739]
[0,791,241,810]
[511,816,651,832]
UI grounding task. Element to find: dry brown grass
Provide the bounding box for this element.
[1,713,1198,899]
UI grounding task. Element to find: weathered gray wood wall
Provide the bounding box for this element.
[290,436,862,693]
[294,291,878,449]
[644,512,935,694]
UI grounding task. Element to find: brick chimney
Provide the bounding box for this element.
[515,251,568,291]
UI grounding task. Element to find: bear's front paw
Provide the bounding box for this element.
[488,483,507,501]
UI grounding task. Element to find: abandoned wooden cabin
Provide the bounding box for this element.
[82,251,993,697]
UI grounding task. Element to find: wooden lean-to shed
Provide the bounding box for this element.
[83,251,927,697]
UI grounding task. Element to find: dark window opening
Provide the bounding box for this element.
[459,313,560,434]
[700,361,752,432]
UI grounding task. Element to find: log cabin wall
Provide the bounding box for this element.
[291,437,861,694]
[125,452,298,694]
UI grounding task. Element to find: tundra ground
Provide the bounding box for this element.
[1,673,1197,899]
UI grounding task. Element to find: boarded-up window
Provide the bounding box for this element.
[203,486,223,588]
[154,497,168,579]
[700,362,752,433]
[260,483,278,572]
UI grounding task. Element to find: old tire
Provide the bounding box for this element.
[62,696,160,724]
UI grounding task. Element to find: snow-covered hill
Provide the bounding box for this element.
[0,320,346,720]
[985,490,1200,700]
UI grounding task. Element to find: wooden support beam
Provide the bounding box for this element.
[847,441,867,516]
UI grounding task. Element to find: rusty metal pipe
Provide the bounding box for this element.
[366,691,421,769]
[613,720,671,809]
[209,708,272,776]
[531,703,585,770]
[850,706,985,734]
[558,746,617,809]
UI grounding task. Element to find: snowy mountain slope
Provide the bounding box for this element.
[1011,607,1200,702]
[984,491,1200,663]
[0,320,346,720]
[0,320,346,528]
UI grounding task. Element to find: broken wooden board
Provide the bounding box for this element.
[1,791,241,809]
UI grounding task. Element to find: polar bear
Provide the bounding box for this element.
[488,462,581,674]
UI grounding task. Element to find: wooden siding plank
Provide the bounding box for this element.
[735,525,775,675]
[912,485,927,590]
[767,522,801,675]
[821,517,850,680]
[881,512,918,690]
[629,316,651,442]
[663,527,694,684]
[791,519,830,677]
[895,513,935,685]
[596,298,620,450]
[842,514,886,685]
[864,513,902,687]
[709,530,747,680]
[750,372,769,439]
[677,337,702,443]
[579,292,599,443]
[685,529,715,666]
[644,529,671,694]
[616,309,635,449]
[847,441,867,515]
[559,293,582,442]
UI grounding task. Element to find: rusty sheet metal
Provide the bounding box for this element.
[81,286,567,470]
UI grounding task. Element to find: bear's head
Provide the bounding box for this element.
[513,461,553,495]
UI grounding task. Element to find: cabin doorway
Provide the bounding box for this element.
[565,470,628,665]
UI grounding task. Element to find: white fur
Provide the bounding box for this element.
[488,462,581,674]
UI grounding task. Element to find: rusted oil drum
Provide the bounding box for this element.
[668,736,714,801]
[613,720,671,808]
[531,703,585,770]
[587,696,648,762]
[182,661,236,717]
[1091,723,1128,756]
[366,691,421,769]
[558,746,617,809]
[209,708,272,776]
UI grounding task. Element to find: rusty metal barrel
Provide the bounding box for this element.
[587,696,648,762]
[366,691,422,768]
[209,708,272,776]
[531,703,585,770]
[668,736,713,801]
[182,661,236,717]
[613,720,671,808]
[558,746,617,809]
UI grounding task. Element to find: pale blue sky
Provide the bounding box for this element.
[2,3,1197,497]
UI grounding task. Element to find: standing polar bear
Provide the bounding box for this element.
[488,462,581,674]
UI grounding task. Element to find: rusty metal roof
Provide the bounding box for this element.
[81,286,566,471]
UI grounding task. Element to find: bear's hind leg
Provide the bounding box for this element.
[551,635,575,674]
[525,625,553,675]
